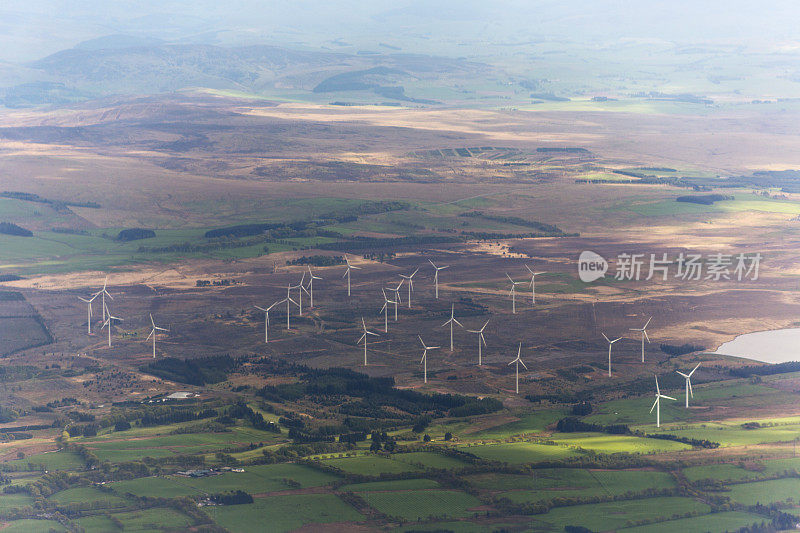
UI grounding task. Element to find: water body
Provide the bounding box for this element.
[716,328,800,364]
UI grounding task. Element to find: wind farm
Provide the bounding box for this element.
[2,4,800,529]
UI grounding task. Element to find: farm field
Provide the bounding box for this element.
[456,442,580,464]
[207,494,364,532]
[360,489,483,520]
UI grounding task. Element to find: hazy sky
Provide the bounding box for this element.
[1,1,798,63]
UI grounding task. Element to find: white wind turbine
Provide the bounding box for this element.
[386,281,403,320]
[418,335,440,384]
[650,375,677,428]
[342,255,361,297]
[146,314,169,359]
[254,301,281,343]
[357,317,379,366]
[279,284,299,329]
[78,293,98,334]
[440,303,463,352]
[292,273,308,315]
[466,319,489,365]
[101,307,123,348]
[93,276,113,322]
[525,265,545,305]
[306,266,322,308]
[676,363,701,408]
[429,260,448,299]
[508,343,528,394]
[399,268,419,308]
[602,333,623,377]
[630,317,652,362]
[506,274,525,314]
[378,289,397,333]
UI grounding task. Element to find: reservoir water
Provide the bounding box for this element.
[715,328,800,364]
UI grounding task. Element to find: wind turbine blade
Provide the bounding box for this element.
[660,395,677,401]
[481,334,487,346]
[150,314,155,327]
[643,330,651,343]
[430,346,440,350]
[367,330,379,336]
[428,259,436,268]
[602,333,610,343]
[440,265,449,270]
[146,329,154,340]
[525,264,533,274]
[342,268,349,278]
[655,375,660,395]
[411,268,419,277]
[418,335,425,347]
[508,360,514,366]
[519,360,528,370]
[441,318,451,327]
[650,398,659,413]
[644,316,652,329]
[155,326,168,332]
[481,319,490,331]
[612,337,622,343]
[357,333,366,344]
[688,380,694,398]
[676,371,689,378]
[254,306,267,312]
[420,353,426,364]
[506,273,514,282]
[689,363,701,376]
[362,317,367,330]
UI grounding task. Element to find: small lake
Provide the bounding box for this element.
[716,328,800,364]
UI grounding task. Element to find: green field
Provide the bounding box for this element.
[528,496,711,531]
[726,478,800,505]
[208,494,364,532]
[4,450,85,471]
[0,493,35,512]
[0,519,66,533]
[619,511,768,533]
[550,432,691,454]
[322,455,424,475]
[392,451,469,469]
[457,442,579,464]
[111,464,338,497]
[469,410,569,439]
[48,486,130,508]
[340,478,441,492]
[361,489,482,520]
[104,508,193,532]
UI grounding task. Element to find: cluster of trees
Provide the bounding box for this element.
[660,343,705,356]
[0,222,32,237]
[676,194,734,205]
[140,355,239,385]
[116,228,155,241]
[286,255,344,267]
[641,432,719,449]
[224,402,280,433]
[195,278,238,287]
[140,407,218,427]
[459,211,566,234]
[209,490,253,505]
[0,191,100,209]
[317,235,462,251]
[556,417,630,435]
[730,361,800,378]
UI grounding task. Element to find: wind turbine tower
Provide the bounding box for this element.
[399,268,419,308]
[602,333,623,377]
[466,319,489,365]
[146,314,169,358]
[418,335,440,384]
[357,317,379,366]
[650,375,677,427]
[506,274,525,314]
[630,317,652,362]
[440,303,463,352]
[254,301,280,343]
[676,363,701,408]
[525,265,545,305]
[508,343,528,394]
[342,255,361,297]
[429,260,449,299]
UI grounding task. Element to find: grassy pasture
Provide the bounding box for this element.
[73,515,119,533]
[4,450,85,471]
[682,459,800,482]
[361,489,482,520]
[528,496,710,531]
[469,409,569,439]
[392,451,469,469]
[48,486,130,507]
[549,432,690,454]
[110,476,201,498]
[105,508,193,532]
[726,478,800,505]
[321,455,423,475]
[207,494,364,532]
[618,511,768,533]
[0,519,66,533]
[457,442,579,464]
[0,493,35,512]
[340,478,440,492]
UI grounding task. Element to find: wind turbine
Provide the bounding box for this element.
[293,273,307,315]
[378,290,397,333]
[466,319,489,365]
[101,309,123,348]
[630,317,652,362]
[386,281,403,320]
[146,314,169,359]
[676,363,701,408]
[78,293,98,334]
[399,268,419,308]
[508,343,528,394]
[525,265,545,305]
[254,301,280,343]
[357,317,379,366]
[280,284,299,329]
[650,375,677,428]
[93,276,113,322]
[506,274,525,314]
[418,335,440,384]
[602,333,623,377]
[440,303,463,352]
[342,255,361,297]
[306,266,322,308]
[429,260,448,299]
